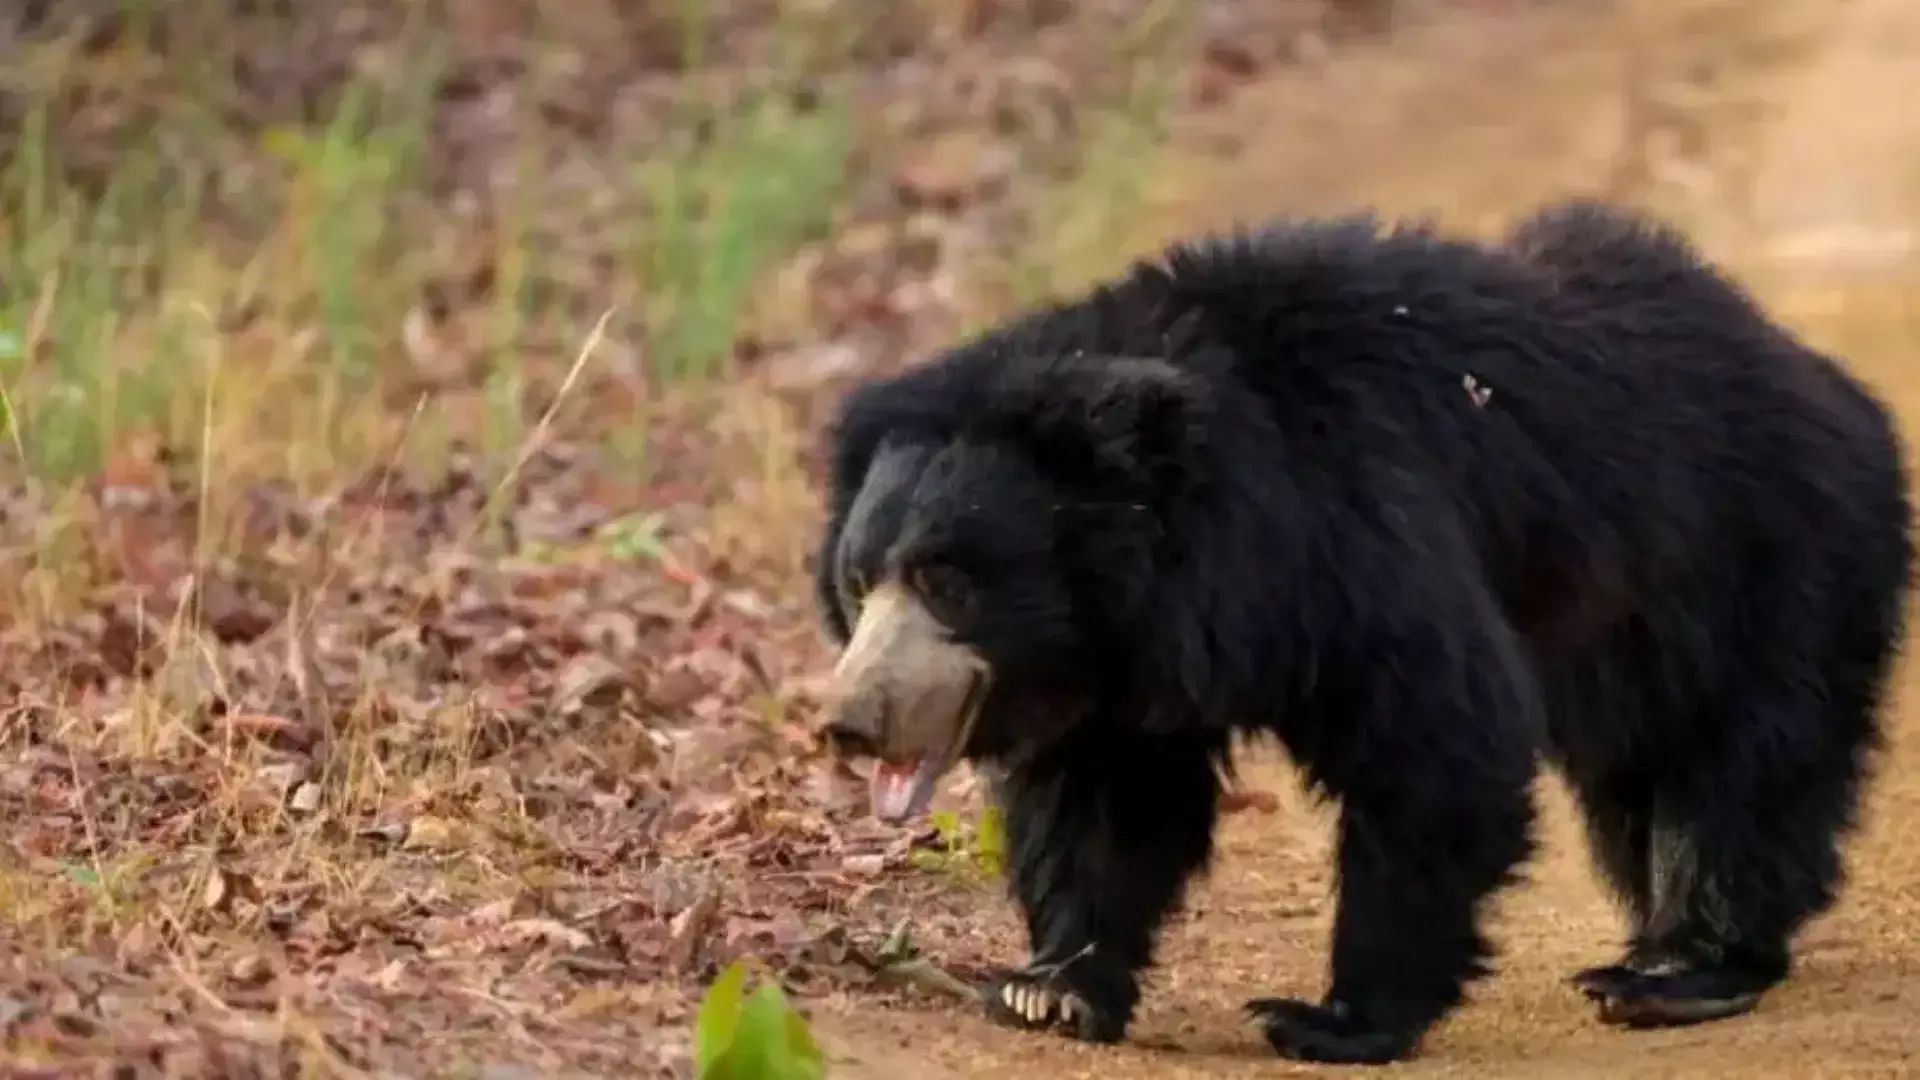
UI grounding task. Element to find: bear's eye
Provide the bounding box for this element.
[910,562,976,625]
[840,563,869,607]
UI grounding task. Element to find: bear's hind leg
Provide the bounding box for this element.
[1574,769,1656,925]
[1562,764,1660,995]
[984,725,1226,1044]
[1573,693,1878,1028]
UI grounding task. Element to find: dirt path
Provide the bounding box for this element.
[810,2,1920,1075]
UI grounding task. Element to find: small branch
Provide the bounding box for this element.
[859,917,981,1003]
[873,956,980,1003]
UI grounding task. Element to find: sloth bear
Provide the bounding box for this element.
[808,200,1916,1064]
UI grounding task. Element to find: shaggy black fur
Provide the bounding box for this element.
[812,200,1917,1064]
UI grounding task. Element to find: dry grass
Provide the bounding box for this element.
[0,2,1242,1076]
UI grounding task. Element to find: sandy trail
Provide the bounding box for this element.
[812,2,1920,1074]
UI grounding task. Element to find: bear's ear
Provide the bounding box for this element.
[1071,356,1207,487]
[1082,356,1196,434]
[989,353,1208,494]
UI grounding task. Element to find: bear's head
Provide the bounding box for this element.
[809,349,1237,823]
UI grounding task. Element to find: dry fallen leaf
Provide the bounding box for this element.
[468,898,518,926]
[645,666,709,715]
[501,918,592,951]
[226,710,322,753]
[227,952,275,987]
[895,131,1016,211]
[842,854,888,876]
[551,653,630,717]
[358,821,410,845]
[288,781,323,815]
[201,867,242,913]
[404,816,457,851]
[256,760,306,794]
[667,890,720,974]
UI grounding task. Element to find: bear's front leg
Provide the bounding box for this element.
[981,726,1225,1045]
[1251,572,1543,1064]
[1248,772,1535,1063]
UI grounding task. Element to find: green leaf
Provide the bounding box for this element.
[907,849,949,873]
[260,125,312,167]
[876,919,917,966]
[597,512,669,563]
[694,972,824,1080]
[734,982,796,1077]
[60,862,102,888]
[783,1001,826,1079]
[694,960,750,1077]
[975,806,1008,877]
[928,809,962,848]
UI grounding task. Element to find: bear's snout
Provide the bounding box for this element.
[821,687,890,761]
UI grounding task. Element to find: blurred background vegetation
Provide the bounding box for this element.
[0,0,1235,488]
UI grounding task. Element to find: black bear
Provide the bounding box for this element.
[808,200,1916,1064]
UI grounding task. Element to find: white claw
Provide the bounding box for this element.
[1004,980,1069,1027]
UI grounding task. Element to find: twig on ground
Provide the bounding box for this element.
[860,918,981,1003]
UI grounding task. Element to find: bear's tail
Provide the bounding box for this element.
[1502,198,1759,315]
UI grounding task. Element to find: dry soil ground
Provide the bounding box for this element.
[814,1,1920,1076]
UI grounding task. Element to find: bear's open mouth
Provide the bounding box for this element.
[867,670,989,824]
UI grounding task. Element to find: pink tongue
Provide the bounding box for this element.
[871,761,922,823]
